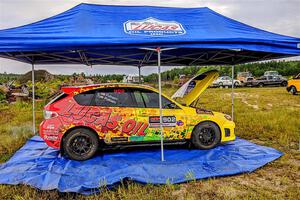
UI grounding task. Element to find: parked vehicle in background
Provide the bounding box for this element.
[246,75,287,87]
[243,77,255,86]
[212,76,241,88]
[237,72,253,83]
[264,71,279,76]
[286,73,300,95]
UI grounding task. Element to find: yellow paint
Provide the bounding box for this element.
[68,83,235,144]
[288,74,300,91]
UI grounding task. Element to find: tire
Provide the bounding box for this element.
[62,128,99,161]
[258,83,264,87]
[281,81,288,87]
[191,122,221,149]
[234,82,239,87]
[219,82,223,88]
[289,86,297,95]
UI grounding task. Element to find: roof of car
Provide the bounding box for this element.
[61,83,156,94]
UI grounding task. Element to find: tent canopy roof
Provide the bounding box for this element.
[0,3,299,66]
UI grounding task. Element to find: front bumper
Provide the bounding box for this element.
[220,120,236,142]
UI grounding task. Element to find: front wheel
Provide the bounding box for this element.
[191,122,221,149]
[62,128,99,161]
[289,86,297,95]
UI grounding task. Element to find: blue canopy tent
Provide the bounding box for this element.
[0,3,299,161]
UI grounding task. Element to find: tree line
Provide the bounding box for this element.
[143,60,300,82]
[0,60,299,84]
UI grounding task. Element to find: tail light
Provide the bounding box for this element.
[43,110,58,119]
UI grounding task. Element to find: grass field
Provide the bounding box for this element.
[0,86,299,200]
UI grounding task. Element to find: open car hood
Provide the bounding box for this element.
[171,70,219,106]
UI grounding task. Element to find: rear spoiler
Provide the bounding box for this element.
[60,84,102,94]
[60,87,79,94]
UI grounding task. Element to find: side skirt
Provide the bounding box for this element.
[101,139,189,151]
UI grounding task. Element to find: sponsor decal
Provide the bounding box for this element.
[149,116,177,127]
[46,124,55,129]
[176,120,184,126]
[61,104,148,136]
[297,43,300,48]
[44,135,59,141]
[185,80,196,95]
[124,17,186,37]
[111,137,128,142]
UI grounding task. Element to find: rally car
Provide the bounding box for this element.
[287,73,300,95]
[40,70,235,160]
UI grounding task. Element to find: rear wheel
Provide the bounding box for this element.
[62,128,99,161]
[192,122,221,149]
[258,83,264,87]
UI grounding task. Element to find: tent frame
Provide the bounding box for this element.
[0,49,278,66]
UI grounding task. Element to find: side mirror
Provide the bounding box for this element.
[164,102,177,109]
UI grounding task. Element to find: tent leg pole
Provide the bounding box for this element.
[231,65,234,121]
[138,65,141,83]
[157,48,164,162]
[32,63,36,134]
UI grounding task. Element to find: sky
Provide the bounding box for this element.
[0,0,299,76]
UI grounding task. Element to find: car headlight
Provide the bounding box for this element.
[224,114,232,121]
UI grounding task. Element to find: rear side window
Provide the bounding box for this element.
[47,92,68,105]
[74,90,95,106]
[94,88,137,107]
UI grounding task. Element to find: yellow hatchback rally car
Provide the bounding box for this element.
[40,70,235,160]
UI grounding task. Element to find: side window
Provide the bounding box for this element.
[133,90,146,108]
[133,89,179,109]
[73,90,95,106]
[94,88,137,107]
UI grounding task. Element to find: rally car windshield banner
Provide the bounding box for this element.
[124,17,186,37]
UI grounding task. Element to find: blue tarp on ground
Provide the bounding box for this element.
[0,136,282,195]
